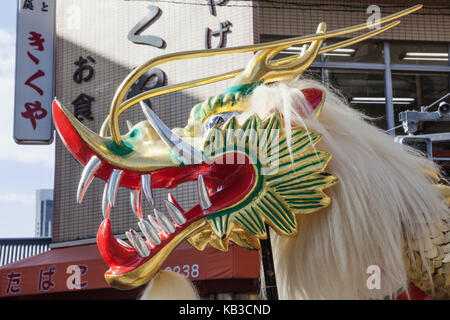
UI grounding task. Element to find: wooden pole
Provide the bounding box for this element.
[260,228,278,300]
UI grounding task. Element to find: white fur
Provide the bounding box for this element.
[237,79,449,299]
[139,270,200,300]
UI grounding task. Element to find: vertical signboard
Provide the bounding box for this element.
[14,0,55,144]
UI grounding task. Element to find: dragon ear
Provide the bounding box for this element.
[298,88,326,118]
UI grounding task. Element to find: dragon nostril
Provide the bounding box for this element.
[129,128,140,139]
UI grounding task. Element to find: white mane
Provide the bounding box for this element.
[238,79,449,299]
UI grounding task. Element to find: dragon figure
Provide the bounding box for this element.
[52,4,450,299]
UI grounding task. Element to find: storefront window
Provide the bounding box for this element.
[390,42,449,66]
[392,71,450,134]
[259,36,450,135]
[322,40,383,63]
[323,69,387,129]
[259,35,322,63]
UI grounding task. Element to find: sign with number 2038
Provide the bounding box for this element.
[164,264,199,279]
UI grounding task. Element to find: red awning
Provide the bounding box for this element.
[0,241,260,297]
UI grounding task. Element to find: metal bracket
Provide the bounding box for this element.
[399,94,450,135]
[395,133,450,161]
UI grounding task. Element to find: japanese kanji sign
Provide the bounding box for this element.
[14,0,55,144]
[204,0,233,49]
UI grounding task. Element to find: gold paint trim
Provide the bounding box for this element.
[105,219,207,290]
[54,99,178,172]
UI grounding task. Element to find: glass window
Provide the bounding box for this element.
[392,71,450,134]
[259,35,321,63]
[390,42,449,66]
[433,140,450,179]
[303,67,322,82]
[256,38,450,138]
[259,37,384,64]
[433,140,450,159]
[323,69,387,129]
[322,40,383,63]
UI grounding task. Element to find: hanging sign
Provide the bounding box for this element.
[14,0,55,144]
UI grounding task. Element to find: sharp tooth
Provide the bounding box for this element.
[197,174,212,209]
[126,229,150,257]
[138,219,162,245]
[164,199,187,226]
[147,214,163,233]
[102,182,111,219]
[140,101,203,165]
[133,230,151,256]
[154,209,175,235]
[141,174,154,206]
[77,156,102,204]
[126,120,133,131]
[107,169,124,207]
[116,238,132,248]
[130,189,142,219]
[167,193,181,206]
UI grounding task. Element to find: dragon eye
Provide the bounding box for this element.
[202,112,241,134]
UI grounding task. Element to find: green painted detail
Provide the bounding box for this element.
[168,150,185,167]
[276,131,310,155]
[213,217,220,233]
[234,216,254,234]
[202,111,337,241]
[128,128,141,139]
[267,190,295,226]
[209,207,234,238]
[281,181,332,192]
[289,204,324,210]
[222,81,262,100]
[277,190,321,197]
[235,213,264,237]
[276,177,329,191]
[104,140,134,156]
[192,103,202,121]
[224,214,230,236]
[248,207,266,233]
[277,153,318,169]
[258,197,291,234]
[285,197,324,203]
[268,171,315,187]
[277,135,319,158]
[237,216,258,235]
[258,116,281,152]
[234,207,266,237]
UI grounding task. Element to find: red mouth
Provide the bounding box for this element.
[53,100,257,281]
[97,156,256,277]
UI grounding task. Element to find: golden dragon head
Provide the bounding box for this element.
[52,5,422,290]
